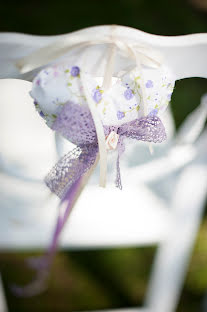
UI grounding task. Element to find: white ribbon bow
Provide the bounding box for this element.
[16,33,163,74]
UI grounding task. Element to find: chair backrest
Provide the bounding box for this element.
[0,25,207,246]
[0,26,206,312]
[0,25,207,81]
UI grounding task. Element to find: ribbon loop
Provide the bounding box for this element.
[45,102,167,198]
[45,144,98,200]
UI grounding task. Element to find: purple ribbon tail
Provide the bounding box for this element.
[115,153,122,190]
[11,177,83,297]
[115,137,125,190]
[46,176,83,264]
[11,144,98,297]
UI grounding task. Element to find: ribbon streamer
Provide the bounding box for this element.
[12,157,99,297]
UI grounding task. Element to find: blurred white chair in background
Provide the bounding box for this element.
[0,26,207,312]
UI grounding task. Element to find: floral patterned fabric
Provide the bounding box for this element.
[30,63,175,127]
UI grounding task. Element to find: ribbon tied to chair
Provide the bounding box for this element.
[16,25,165,191]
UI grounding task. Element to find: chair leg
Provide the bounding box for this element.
[145,164,207,312]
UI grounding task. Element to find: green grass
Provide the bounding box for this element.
[1,219,207,312]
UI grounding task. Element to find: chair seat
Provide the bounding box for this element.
[0,173,169,250]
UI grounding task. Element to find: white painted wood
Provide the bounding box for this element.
[145,164,207,312]
[0,25,207,81]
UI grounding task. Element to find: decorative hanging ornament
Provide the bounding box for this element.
[11,27,176,296]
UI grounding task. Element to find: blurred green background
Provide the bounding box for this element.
[0,0,207,311]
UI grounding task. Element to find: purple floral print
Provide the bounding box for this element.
[124,89,134,100]
[146,80,153,88]
[71,66,80,77]
[117,111,125,120]
[39,111,45,117]
[148,108,158,116]
[93,89,102,103]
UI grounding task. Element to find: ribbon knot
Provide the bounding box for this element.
[105,131,120,150]
[45,101,167,199]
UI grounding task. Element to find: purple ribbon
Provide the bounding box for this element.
[12,101,166,297]
[11,176,83,297]
[45,101,167,198]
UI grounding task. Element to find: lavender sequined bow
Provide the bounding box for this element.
[45,102,166,199]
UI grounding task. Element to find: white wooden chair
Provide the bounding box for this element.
[0,25,207,312]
